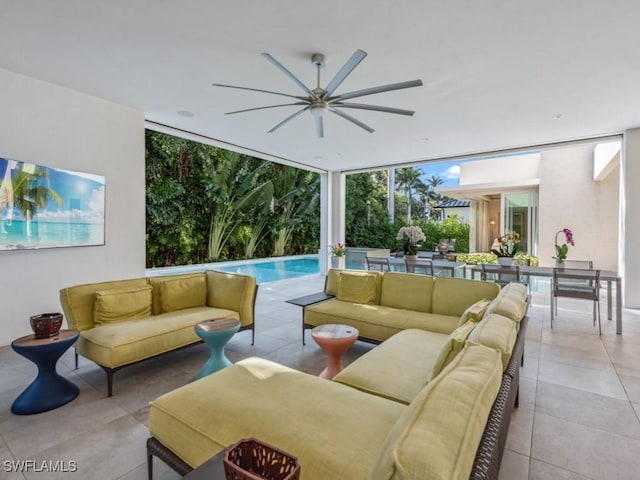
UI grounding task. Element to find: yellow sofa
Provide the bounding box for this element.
[147,280,529,480]
[303,269,501,342]
[60,270,257,396]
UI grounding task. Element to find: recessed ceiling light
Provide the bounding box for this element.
[552,114,564,120]
[178,110,195,117]
[423,137,429,141]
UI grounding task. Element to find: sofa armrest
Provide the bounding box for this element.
[206,271,257,327]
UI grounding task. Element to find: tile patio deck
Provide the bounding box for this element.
[0,274,639,479]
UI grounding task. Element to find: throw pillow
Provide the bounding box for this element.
[457,298,492,327]
[94,285,152,325]
[336,271,379,304]
[469,313,518,370]
[159,275,207,313]
[430,320,477,380]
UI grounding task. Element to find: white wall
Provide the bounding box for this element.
[460,153,541,185]
[538,144,619,270]
[0,68,145,346]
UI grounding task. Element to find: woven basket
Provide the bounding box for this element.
[223,438,300,480]
[30,313,63,339]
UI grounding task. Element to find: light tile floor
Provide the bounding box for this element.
[0,274,639,479]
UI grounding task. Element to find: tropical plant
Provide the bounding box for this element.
[395,167,426,223]
[330,243,346,256]
[9,165,63,237]
[554,228,574,262]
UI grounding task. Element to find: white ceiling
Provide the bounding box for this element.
[2,1,639,172]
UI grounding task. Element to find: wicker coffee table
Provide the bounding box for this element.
[193,318,241,380]
[311,324,359,380]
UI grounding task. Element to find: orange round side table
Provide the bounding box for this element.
[311,324,359,380]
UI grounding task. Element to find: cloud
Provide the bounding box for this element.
[88,186,105,213]
[444,165,460,180]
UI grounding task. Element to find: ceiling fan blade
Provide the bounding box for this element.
[330,79,423,102]
[225,102,308,115]
[213,83,306,100]
[329,108,375,133]
[331,102,415,116]
[261,53,314,98]
[323,49,368,99]
[268,106,310,133]
[315,116,324,138]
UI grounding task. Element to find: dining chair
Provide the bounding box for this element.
[480,264,521,287]
[405,257,434,276]
[551,268,601,334]
[365,256,390,272]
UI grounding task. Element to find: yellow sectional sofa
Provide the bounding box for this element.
[60,270,257,396]
[303,269,501,342]
[147,278,529,480]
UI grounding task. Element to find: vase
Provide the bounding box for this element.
[331,256,346,269]
[405,255,418,261]
[30,312,63,339]
[497,257,514,266]
[555,259,565,268]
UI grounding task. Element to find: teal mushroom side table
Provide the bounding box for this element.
[193,318,241,380]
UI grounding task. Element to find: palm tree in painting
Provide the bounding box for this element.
[10,164,62,237]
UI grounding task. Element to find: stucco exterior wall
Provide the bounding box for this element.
[460,152,541,184]
[538,144,619,270]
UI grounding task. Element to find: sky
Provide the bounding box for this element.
[419,160,461,187]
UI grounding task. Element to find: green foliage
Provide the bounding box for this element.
[457,252,539,266]
[145,131,320,267]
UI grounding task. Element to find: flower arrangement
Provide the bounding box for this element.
[330,243,346,257]
[491,231,521,257]
[396,225,426,256]
[554,228,574,263]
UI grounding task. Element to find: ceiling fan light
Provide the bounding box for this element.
[310,104,328,117]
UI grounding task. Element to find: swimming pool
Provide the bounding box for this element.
[146,255,321,284]
[215,256,320,284]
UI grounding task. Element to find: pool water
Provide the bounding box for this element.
[216,257,320,284]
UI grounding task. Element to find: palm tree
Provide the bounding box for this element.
[9,165,62,237]
[424,174,445,220]
[395,167,426,223]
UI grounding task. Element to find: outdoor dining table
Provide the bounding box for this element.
[388,257,466,277]
[468,265,622,334]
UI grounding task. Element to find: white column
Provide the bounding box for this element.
[320,171,346,274]
[622,128,640,307]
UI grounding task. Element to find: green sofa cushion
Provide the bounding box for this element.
[333,328,449,404]
[431,277,500,317]
[500,282,528,302]
[373,341,502,480]
[458,298,492,327]
[150,357,405,477]
[430,320,477,380]
[337,271,380,304]
[486,294,527,323]
[469,313,518,370]
[305,300,459,342]
[79,306,238,368]
[60,278,149,331]
[379,272,434,313]
[159,275,207,313]
[148,273,207,315]
[94,285,152,325]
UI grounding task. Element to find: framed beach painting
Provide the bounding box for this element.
[0,157,105,251]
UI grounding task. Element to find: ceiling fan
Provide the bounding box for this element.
[213,49,423,138]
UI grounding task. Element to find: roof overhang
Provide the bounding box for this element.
[436,179,540,201]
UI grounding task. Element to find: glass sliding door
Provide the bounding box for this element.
[501,191,539,256]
